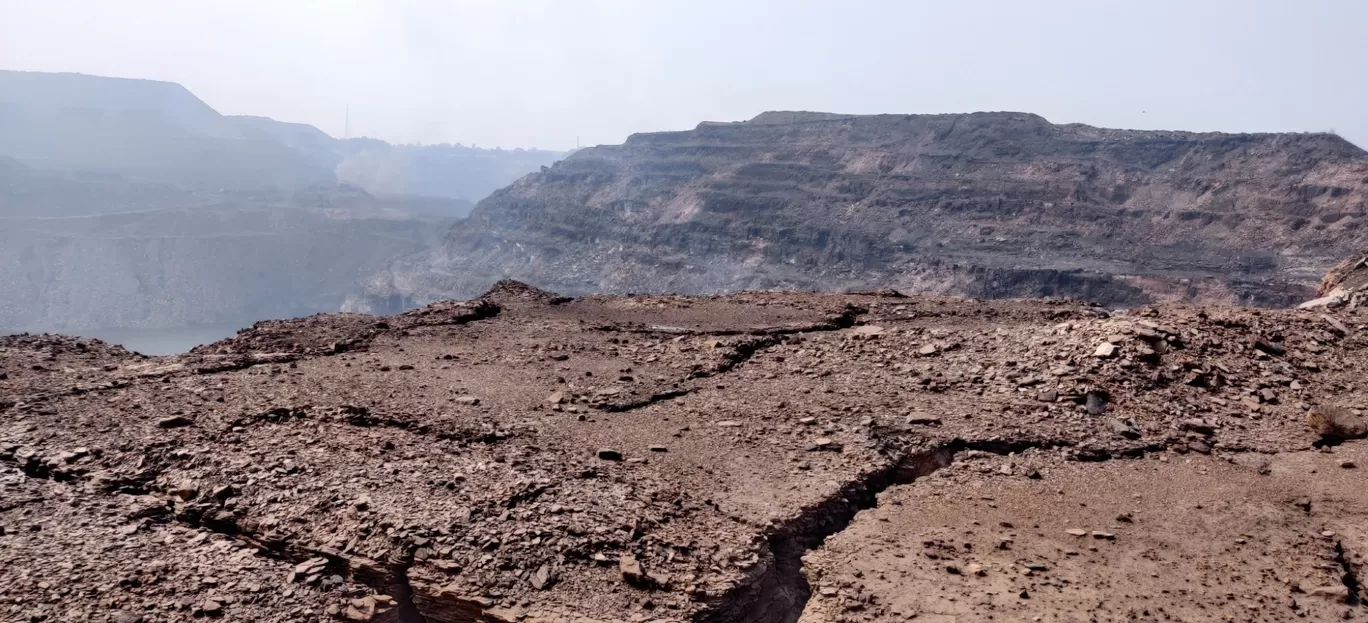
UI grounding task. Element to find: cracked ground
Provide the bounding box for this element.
[2,281,1366,623]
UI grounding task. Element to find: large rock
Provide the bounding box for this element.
[1308,405,1368,441]
[1302,250,1368,310]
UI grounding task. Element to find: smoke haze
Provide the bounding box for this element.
[3,0,1366,150]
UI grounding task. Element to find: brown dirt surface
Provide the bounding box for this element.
[798,444,1368,622]
[3,283,1367,622]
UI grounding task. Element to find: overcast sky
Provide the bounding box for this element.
[2,0,1365,151]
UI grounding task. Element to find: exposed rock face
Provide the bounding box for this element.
[359,111,1368,310]
[1319,251,1368,295]
[1302,249,1368,310]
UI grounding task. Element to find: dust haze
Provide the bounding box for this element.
[3,0,1366,150]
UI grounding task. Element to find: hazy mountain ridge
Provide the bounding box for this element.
[353,111,1368,311]
[0,70,563,332]
[0,69,568,200]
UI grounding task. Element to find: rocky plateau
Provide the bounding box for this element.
[3,279,1367,622]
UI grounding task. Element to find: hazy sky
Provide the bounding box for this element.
[2,0,1365,151]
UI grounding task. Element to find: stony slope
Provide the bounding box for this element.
[3,282,1366,622]
[356,112,1368,312]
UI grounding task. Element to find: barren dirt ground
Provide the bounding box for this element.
[2,282,1365,623]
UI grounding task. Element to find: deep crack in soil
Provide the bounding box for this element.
[703,438,1063,623]
[1337,540,1363,607]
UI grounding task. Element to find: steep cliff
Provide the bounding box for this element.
[357,111,1368,311]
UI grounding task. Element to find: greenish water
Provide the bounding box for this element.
[69,323,248,356]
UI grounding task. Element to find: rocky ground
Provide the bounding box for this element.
[3,281,1366,622]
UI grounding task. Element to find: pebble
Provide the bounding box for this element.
[596,448,623,461]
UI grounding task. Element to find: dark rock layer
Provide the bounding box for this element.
[358,111,1368,309]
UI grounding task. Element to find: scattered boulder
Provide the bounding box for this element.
[531,564,554,590]
[169,481,199,502]
[1307,405,1367,441]
[619,554,665,589]
[1179,418,1219,436]
[1085,390,1110,415]
[1252,338,1285,356]
[343,595,394,621]
[1306,585,1351,603]
[1108,419,1141,440]
[807,438,843,452]
[157,415,194,429]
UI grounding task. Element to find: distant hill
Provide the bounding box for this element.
[0,70,568,200]
[0,70,561,332]
[353,111,1368,311]
[0,70,332,190]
